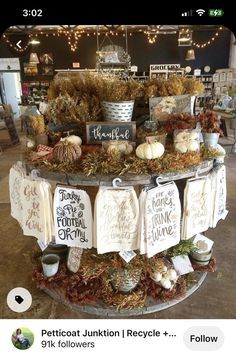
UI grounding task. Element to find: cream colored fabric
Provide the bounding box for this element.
[209,165,227,228]
[138,189,147,255]
[95,187,139,254]
[9,165,25,227]
[20,178,54,246]
[54,186,93,248]
[181,177,211,239]
[144,182,181,257]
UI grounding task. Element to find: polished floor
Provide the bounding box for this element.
[0,127,236,319]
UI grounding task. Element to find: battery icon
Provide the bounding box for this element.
[209,9,224,17]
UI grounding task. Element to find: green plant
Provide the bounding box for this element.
[162,239,197,257]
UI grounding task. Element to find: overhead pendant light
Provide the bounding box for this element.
[29,52,39,63]
[178,28,192,46]
[185,49,195,61]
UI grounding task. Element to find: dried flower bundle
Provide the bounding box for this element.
[28,148,202,177]
[198,110,224,135]
[144,76,205,100]
[30,115,47,135]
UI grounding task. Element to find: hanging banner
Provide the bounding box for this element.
[145,182,181,257]
[54,186,93,248]
[95,187,139,254]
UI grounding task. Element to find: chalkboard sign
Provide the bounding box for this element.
[4,115,20,145]
[86,122,136,144]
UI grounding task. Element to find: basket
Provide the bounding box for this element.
[101,101,134,122]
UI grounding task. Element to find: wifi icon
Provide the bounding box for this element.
[196,9,205,16]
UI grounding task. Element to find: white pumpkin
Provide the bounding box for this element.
[160,278,172,290]
[61,135,82,146]
[107,141,133,155]
[187,140,199,152]
[136,142,164,160]
[175,131,189,142]
[151,271,162,282]
[175,142,188,153]
[188,131,198,141]
[166,269,177,281]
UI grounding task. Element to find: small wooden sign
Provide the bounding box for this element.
[86,122,136,144]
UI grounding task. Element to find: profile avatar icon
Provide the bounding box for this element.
[11,327,34,350]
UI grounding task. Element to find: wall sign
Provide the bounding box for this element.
[86,122,136,143]
[150,64,180,71]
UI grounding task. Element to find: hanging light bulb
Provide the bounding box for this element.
[185,49,195,61]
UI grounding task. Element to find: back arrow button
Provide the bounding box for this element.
[16,40,22,49]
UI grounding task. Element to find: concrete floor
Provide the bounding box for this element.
[0,128,236,319]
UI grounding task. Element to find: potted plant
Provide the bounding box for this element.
[198,110,224,148]
[97,76,144,122]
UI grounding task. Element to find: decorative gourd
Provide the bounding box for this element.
[175,142,188,153]
[174,130,200,153]
[53,140,81,163]
[187,140,199,152]
[61,135,82,146]
[135,141,164,160]
[107,141,133,155]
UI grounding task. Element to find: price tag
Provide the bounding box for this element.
[37,239,48,252]
[119,250,136,263]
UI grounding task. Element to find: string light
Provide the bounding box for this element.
[67,30,82,52]
[2,25,224,54]
[192,26,223,48]
[2,33,32,52]
[144,26,160,44]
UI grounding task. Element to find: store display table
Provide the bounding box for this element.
[43,272,207,316]
[26,159,213,186]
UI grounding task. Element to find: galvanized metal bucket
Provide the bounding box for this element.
[202,132,219,148]
[102,101,134,122]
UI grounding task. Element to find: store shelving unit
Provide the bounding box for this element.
[21,81,50,104]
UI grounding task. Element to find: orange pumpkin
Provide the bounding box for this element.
[53,140,81,163]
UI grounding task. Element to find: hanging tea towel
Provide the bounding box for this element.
[210,165,228,228]
[40,180,54,243]
[20,178,54,246]
[181,176,211,240]
[54,186,93,248]
[95,187,139,254]
[9,164,26,226]
[145,182,181,258]
[138,189,147,255]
